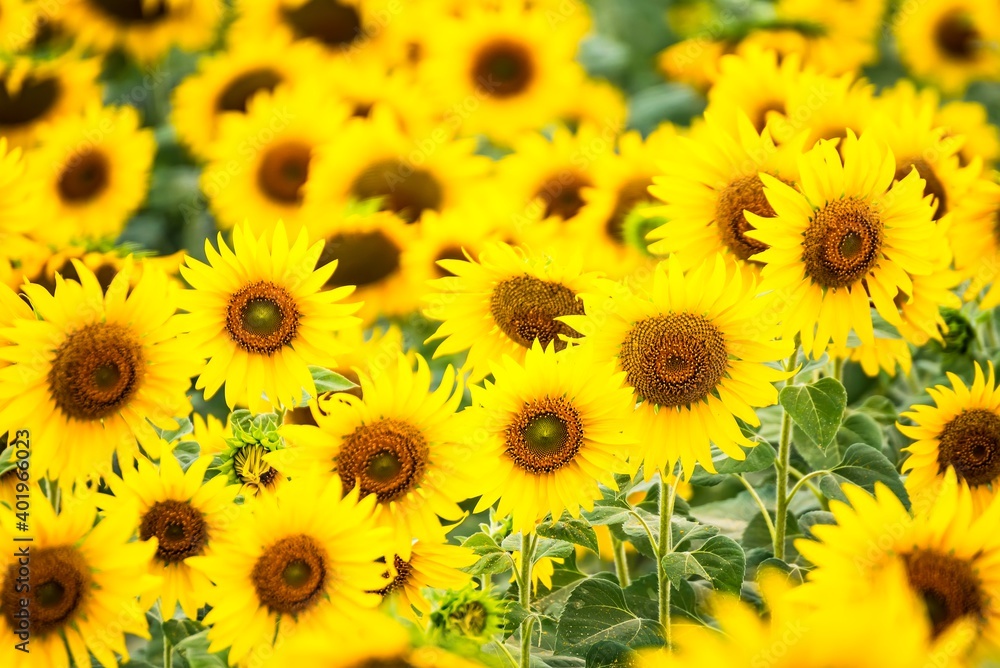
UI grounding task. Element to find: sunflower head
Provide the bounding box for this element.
[214,410,285,500]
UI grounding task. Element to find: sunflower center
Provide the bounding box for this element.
[903,549,985,637]
[337,419,428,503]
[472,39,534,98]
[894,157,948,219]
[2,546,89,637]
[935,12,980,61]
[936,409,1000,486]
[57,149,110,203]
[434,245,466,277]
[450,600,489,636]
[620,313,728,408]
[48,323,144,421]
[535,172,593,221]
[356,660,415,668]
[350,159,443,222]
[506,398,584,474]
[251,534,327,615]
[370,555,413,597]
[0,75,59,127]
[489,275,585,351]
[139,499,208,563]
[319,230,402,288]
[802,197,883,289]
[715,174,778,262]
[281,0,362,47]
[234,444,280,491]
[258,141,311,205]
[225,281,300,355]
[217,68,283,113]
[90,0,169,24]
[606,177,654,242]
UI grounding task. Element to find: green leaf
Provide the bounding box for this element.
[538,517,600,554]
[857,395,898,424]
[555,579,663,657]
[821,443,909,508]
[461,532,504,556]
[172,441,201,472]
[586,640,639,667]
[797,510,837,538]
[309,366,358,393]
[583,503,632,526]
[689,441,777,486]
[672,519,719,552]
[162,618,204,647]
[779,377,847,450]
[535,538,577,562]
[660,552,710,589]
[154,416,193,444]
[755,557,806,586]
[466,552,513,577]
[689,536,746,595]
[836,413,883,451]
[174,629,229,668]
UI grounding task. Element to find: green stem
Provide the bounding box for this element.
[657,477,678,646]
[788,466,826,506]
[774,348,799,561]
[611,536,631,587]
[787,469,830,505]
[164,633,172,668]
[735,474,775,546]
[832,355,845,383]
[493,639,519,668]
[519,532,536,668]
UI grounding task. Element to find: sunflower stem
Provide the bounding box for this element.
[735,474,775,546]
[163,633,172,668]
[518,531,536,668]
[774,348,799,561]
[611,536,631,587]
[831,355,845,383]
[657,476,678,646]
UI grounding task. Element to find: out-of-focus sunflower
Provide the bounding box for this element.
[190,412,231,457]
[466,343,636,533]
[101,454,237,619]
[178,222,360,412]
[0,56,101,149]
[775,0,885,69]
[423,241,602,381]
[19,246,186,297]
[560,78,628,133]
[0,137,45,262]
[832,337,913,378]
[747,131,939,359]
[402,207,504,295]
[419,0,586,144]
[564,255,790,479]
[27,104,155,243]
[322,59,437,136]
[201,87,349,235]
[0,488,159,668]
[0,261,196,486]
[272,355,476,554]
[704,47,805,135]
[896,0,1000,95]
[950,177,1000,308]
[767,71,877,149]
[187,475,389,666]
[58,0,222,62]
[937,97,1000,168]
[371,540,476,621]
[0,0,40,52]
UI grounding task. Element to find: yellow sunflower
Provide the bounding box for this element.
[27,103,155,243]
[58,0,222,62]
[704,46,805,136]
[0,261,196,486]
[0,136,45,261]
[423,241,603,381]
[0,0,40,52]
[831,336,914,378]
[0,487,158,668]
[190,411,231,456]
[560,78,628,134]
[937,97,1000,168]
[186,474,389,666]
[19,246,186,298]
[178,221,361,412]
[201,86,350,235]
[896,0,1000,95]
[950,177,1000,308]
[563,255,790,479]
[101,453,238,619]
[466,343,636,533]
[271,354,477,555]
[322,58,438,136]
[766,71,877,149]
[371,539,476,621]
[747,130,939,359]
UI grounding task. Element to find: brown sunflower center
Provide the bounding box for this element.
[894,158,948,219]
[355,659,414,668]
[90,0,169,24]
[472,39,534,98]
[505,397,584,474]
[0,75,59,128]
[2,546,90,637]
[715,174,778,262]
[535,172,593,221]
[319,230,402,288]
[936,409,1000,487]
[935,12,980,61]
[606,178,654,243]
[370,555,413,597]
[281,0,362,48]
[258,141,311,205]
[225,281,300,355]
[58,149,110,203]
[350,159,443,222]
[48,323,144,421]
[802,197,883,289]
[337,419,428,503]
[903,549,986,637]
[217,68,284,113]
[33,259,119,296]
[433,245,467,277]
[139,499,208,564]
[251,534,327,615]
[620,313,728,408]
[489,275,585,350]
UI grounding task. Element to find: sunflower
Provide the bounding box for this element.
[171,35,327,161]
[178,221,360,412]
[423,241,603,382]
[0,487,158,668]
[58,0,222,62]
[899,362,1000,511]
[418,0,586,144]
[465,343,635,533]
[20,246,186,297]
[775,0,885,69]
[186,474,389,666]
[214,410,289,502]
[271,354,477,555]
[949,177,1000,308]
[647,111,801,277]
[322,58,438,136]
[304,105,490,224]
[27,104,155,243]
[896,0,1000,95]
[937,97,1000,168]
[797,471,1000,653]
[201,87,349,235]
[747,130,939,359]
[371,539,476,620]
[0,0,40,52]
[0,136,45,262]
[563,255,790,479]
[560,78,628,134]
[704,46,805,136]
[767,71,877,149]
[0,261,195,486]
[101,453,238,619]
[190,411,231,456]
[831,336,913,378]
[402,207,505,296]
[0,56,102,149]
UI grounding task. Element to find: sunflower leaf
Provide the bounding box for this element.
[537,517,600,554]
[586,640,639,667]
[688,535,746,595]
[660,552,710,589]
[820,443,910,509]
[555,578,663,657]
[836,413,883,451]
[308,366,358,393]
[779,377,847,450]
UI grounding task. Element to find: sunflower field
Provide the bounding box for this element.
[5,0,1000,666]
